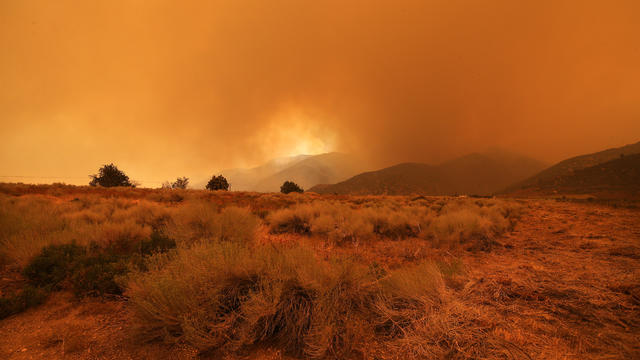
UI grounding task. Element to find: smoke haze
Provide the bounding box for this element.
[1,0,639,186]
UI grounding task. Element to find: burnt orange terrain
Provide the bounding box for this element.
[0,184,638,359]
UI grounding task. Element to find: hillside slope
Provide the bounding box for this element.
[197,153,369,192]
[309,151,546,195]
[253,152,368,192]
[507,141,640,192]
[508,153,640,199]
[194,154,311,190]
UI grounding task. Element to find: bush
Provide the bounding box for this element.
[23,243,86,289]
[0,285,48,319]
[172,177,189,189]
[139,229,176,255]
[165,204,258,245]
[22,231,177,298]
[89,163,134,187]
[126,240,450,358]
[268,207,313,234]
[70,253,129,296]
[206,175,229,191]
[265,199,523,247]
[280,181,303,194]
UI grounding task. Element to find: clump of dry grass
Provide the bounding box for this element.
[126,228,484,358]
[163,202,258,245]
[0,195,73,266]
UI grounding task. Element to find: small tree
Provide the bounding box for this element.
[280,180,303,194]
[89,164,133,187]
[206,175,229,191]
[172,177,189,189]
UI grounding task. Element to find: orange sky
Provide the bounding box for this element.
[1,0,639,187]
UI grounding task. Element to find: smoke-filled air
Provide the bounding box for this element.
[1,0,639,186]
[1,2,640,359]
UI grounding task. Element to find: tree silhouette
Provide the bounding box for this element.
[280,181,303,194]
[89,164,133,187]
[206,175,229,191]
[172,177,189,189]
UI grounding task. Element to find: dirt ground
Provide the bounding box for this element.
[0,199,638,359]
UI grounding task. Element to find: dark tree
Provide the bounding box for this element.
[172,177,189,189]
[280,181,303,194]
[206,175,229,191]
[89,164,133,187]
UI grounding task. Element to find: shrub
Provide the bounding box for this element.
[0,285,48,319]
[0,195,73,266]
[126,240,450,358]
[280,181,303,194]
[22,231,177,298]
[139,229,176,255]
[206,175,229,191]
[95,220,153,254]
[23,243,86,289]
[172,177,189,189]
[70,253,129,296]
[165,204,258,245]
[265,198,523,248]
[268,206,313,234]
[89,163,134,187]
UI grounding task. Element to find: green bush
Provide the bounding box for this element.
[138,229,176,255]
[206,175,230,191]
[70,253,130,296]
[23,243,86,289]
[23,230,176,298]
[0,285,48,319]
[89,163,134,187]
[280,181,303,194]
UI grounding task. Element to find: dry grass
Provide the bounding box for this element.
[267,197,521,249]
[126,238,481,358]
[1,184,638,359]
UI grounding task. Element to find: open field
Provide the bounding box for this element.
[0,184,638,359]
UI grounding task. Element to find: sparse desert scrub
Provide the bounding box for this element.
[266,198,522,248]
[0,194,171,266]
[0,192,259,267]
[426,199,522,249]
[0,185,523,357]
[0,195,74,267]
[126,237,465,358]
[0,184,638,359]
[163,202,258,245]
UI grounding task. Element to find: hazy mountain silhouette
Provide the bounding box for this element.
[309,150,546,195]
[196,152,368,192]
[504,142,640,199]
[505,141,640,193]
[253,152,369,192]
[193,154,310,190]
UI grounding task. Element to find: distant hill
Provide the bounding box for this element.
[193,154,311,190]
[219,154,311,191]
[507,153,640,199]
[308,151,546,195]
[506,141,640,192]
[253,152,368,192]
[196,152,369,192]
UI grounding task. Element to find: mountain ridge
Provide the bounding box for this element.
[309,151,547,195]
[504,141,640,193]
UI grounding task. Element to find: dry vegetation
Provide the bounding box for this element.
[0,183,638,359]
